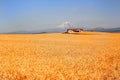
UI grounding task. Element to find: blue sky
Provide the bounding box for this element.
[0,0,120,32]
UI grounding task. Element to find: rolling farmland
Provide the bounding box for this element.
[0,32,120,80]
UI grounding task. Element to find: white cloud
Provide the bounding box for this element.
[57,21,71,29]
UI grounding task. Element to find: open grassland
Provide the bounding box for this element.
[0,32,120,80]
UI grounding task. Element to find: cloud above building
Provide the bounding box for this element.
[57,21,71,29]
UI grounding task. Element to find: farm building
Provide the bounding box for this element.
[67,28,83,33]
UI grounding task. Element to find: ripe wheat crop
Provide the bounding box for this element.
[0,32,120,80]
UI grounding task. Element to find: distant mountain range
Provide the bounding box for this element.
[0,28,65,34]
[0,27,120,34]
[93,27,120,32]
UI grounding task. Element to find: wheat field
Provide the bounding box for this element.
[0,32,120,80]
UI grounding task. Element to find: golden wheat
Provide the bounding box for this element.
[0,32,120,80]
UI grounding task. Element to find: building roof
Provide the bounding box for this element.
[67,28,83,30]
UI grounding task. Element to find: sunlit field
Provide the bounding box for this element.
[0,32,120,80]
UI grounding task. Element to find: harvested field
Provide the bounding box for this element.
[0,32,120,80]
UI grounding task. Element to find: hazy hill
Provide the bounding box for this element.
[0,27,120,34]
[93,27,120,32]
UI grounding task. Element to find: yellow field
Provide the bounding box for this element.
[0,32,120,80]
